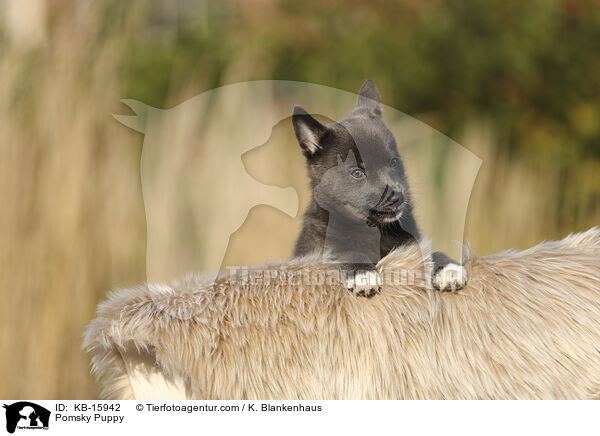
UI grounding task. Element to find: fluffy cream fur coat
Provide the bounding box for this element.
[83,228,600,399]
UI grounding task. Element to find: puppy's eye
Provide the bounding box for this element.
[350,168,365,179]
[390,157,400,168]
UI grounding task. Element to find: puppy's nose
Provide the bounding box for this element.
[386,191,404,207]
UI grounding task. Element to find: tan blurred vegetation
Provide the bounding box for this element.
[0,0,599,399]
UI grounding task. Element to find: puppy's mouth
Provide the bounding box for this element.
[367,205,404,225]
[370,207,400,218]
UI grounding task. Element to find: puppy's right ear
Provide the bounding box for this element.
[292,105,328,158]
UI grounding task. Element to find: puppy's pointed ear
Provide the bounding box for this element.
[355,78,382,117]
[292,105,328,157]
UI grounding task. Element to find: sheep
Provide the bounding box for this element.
[83,227,600,399]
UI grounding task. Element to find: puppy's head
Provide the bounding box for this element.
[292,79,410,226]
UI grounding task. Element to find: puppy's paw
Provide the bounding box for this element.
[346,270,382,297]
[432,263,468,291]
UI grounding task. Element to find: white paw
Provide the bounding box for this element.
[346,270,382,297]
[432,263,468,291]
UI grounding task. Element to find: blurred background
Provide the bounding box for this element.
[0,0,598,399]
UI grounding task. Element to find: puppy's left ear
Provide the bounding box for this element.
[292,105,329,158]
[355,78,382,117]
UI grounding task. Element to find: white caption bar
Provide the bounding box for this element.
[0,400,597,436]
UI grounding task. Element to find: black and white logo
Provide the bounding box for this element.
[3,402,50,434]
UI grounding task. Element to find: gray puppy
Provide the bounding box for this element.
[293,79,467,296]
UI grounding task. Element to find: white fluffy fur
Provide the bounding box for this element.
[83,228,600,399]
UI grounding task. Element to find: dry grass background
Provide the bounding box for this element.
[0,2,598,399]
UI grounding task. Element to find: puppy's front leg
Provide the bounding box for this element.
[342,263,382,298]
[431,251,468,291]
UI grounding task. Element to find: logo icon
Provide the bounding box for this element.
[2,402,50,434]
